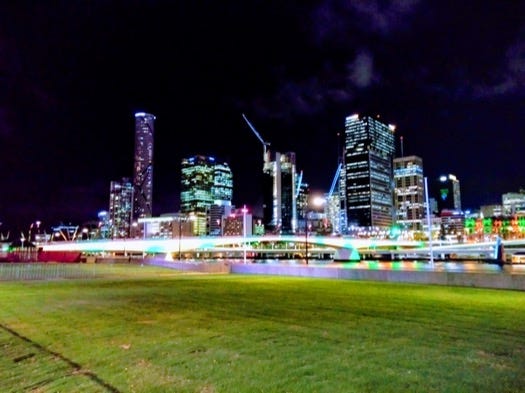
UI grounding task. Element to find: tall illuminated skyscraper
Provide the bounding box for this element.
[212,162,234,202]
[261,151,297,234]
[133,112,155,220]
[210,161,234,236]
[343,114,396,229]
[393,155,425,231]
[242,114,297,234]
[109,177,134,238]
[296,180,309,231]
[434,174,461,213]
[180,155,233,236]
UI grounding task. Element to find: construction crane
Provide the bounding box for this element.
[328,163,342,198]
[242,113,271,157]
[295,170,303,198]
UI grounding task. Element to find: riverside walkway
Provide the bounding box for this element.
[146,258,525,291]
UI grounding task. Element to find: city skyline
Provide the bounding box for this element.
[1,1,524,233]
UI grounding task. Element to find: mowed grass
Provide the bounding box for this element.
[1,264,525,393]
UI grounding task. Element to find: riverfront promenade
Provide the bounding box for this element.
[145,258,525,291]
[1,257,524,290]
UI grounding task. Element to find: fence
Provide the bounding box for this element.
[0,263,104,281]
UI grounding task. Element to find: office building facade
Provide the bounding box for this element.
[133,112,155,220]
[180,155,233,236]
[343,114,396,229]
[393,155,425,231]
[109,177,134,238]
[296,181,309,232]
[434,174,461,214]
[209,161,234,235]
[502,190,525,215]
[212,162,234,202]
[261,151,297,234]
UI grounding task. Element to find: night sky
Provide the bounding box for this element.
[1,1,524,234]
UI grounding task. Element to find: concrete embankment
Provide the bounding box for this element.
[233,263,525,291]
[147,259,525,291]
[147,259,232,273]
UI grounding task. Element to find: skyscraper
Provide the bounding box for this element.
[212,162,234,202]
[393,155,425,231]
[210,161,234,236]
[434,174,461,213]
[325,162,345,235]
[343,114,396,229]
[180,155,233,236]
[133,112,155,220]
[109,177,134,238]
[296,180,310,231]
[433,174,463,240]
[242,114,297,235]
[261,151,297,234]
[278,152,297,234]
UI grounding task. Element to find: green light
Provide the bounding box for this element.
[389,225,401,239]
[483,218,493,234]
[519,217,525,230]
[465,218,475,234]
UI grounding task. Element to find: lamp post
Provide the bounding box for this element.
[28,222,34,244]
[34,221,41,244]
[424,177,434,266]
[178,217,183,261]
[242,205,248,264]
[20,236,25,260]
[305,195,326,265]
[178,214,196,261]
[305,211,309,265]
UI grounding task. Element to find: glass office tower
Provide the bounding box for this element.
[210,162,234,236]
[393,155,425,231]
[212,162,234,202]
[133,112,155,220]
[343,114,396,229]
[180,155,233,236]
[109,177,134,238]
[434,174,461,213]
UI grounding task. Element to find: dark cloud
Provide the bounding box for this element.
[312,0,421,45]
[0,33,15,138]
[346,0,421,34]
[308,0,525,106]
[0,107,13,137]
[347,50,376,88]
[472,35,525,99]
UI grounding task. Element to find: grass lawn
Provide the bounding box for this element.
[1,263,524,393]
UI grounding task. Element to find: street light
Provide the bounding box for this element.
[424,177,434,266]
[305,211,310,265]
[178,217,183,261]
[305,196,326,265]
[242,205,248,264]
[28,222,34,243]
[34,221,41,244]
[178,214,196,261]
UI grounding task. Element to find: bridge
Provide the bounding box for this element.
[39,235,525,262]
